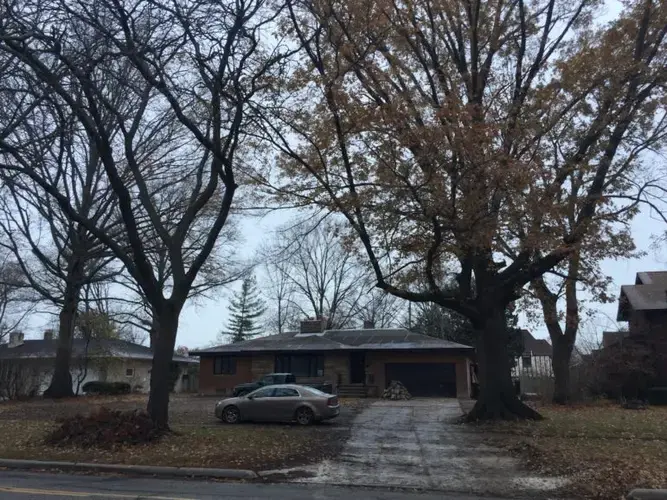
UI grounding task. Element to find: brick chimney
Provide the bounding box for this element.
[43,329,55,341]
[299,316,328,334]
[8,331,24,348]
[363,320,375,329]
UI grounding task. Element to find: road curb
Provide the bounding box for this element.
[627,490,667,500]
[0,458,258,480]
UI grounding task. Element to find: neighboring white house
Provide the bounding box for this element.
[511,330,553,395]
[511,329,554,377]
[0,331,198,397]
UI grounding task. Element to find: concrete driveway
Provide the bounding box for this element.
[262,399,566,497]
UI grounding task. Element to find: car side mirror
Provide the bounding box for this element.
[246,395,254,400]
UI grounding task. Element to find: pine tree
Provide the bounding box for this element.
[224,275,265,343]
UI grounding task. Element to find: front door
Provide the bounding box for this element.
[350,352,365,384]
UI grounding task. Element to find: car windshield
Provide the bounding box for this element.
[260,375,275,384]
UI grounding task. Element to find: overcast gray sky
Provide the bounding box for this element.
[173,202,665,350]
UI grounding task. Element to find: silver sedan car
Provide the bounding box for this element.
[215,384,340,425]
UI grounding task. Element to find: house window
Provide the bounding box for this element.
[126,368,134,377]
[275,354,324,377]
[213,356,236,375]
[521,355,532,368]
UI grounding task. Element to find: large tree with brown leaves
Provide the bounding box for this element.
[258,0,667,419]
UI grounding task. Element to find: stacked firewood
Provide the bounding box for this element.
[382,380,411,400]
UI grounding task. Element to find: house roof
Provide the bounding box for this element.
[190,328,473,355]
[520,330,552,357]
[0,339,197,363]
[617,283,667,320]
[635,271,667,286]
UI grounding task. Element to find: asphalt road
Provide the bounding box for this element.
[0,470,510,500]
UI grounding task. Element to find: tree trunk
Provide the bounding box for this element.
[466,307,542,421]
[552,335,575,404]
[44,284,80,399]
[149,318,158,350]
[147,304,180,430]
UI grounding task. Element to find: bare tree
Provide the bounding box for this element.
[265,219,372,329]
[113,216,247,348]
[0,359,42,400]
[72,307,118,395]
[527,115,667,404]
[0,255,33,343]
[77,281,148,345]
[358,289,406,329]
[0,0,291,428]
[264,259,299,334]
[0,125,122,397]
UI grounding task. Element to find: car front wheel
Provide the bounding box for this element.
[222,406,240,424]
[295,406,314,425]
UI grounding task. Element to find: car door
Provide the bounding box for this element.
[243,387,276,421]
[271,387,302,421]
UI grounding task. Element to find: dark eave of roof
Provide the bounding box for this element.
[520,330,552,357]
[617,283,667,321]
[0,339,197,363]
[190,328,473,356]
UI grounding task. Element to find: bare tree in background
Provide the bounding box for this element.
[264,259,299,334]
[0,115,122,397]
[0,0,291,428]
[114,215,247,348]
[0,255,33,343]
[72,307,118,395]
[78,281,148,345]
[358,289,406,329]
[265,219,372,329]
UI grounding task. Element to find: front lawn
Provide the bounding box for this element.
[0,395,363,471]
[474,402,667,499]
[0,419,337,470]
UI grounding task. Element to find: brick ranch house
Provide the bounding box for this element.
[191,318,474,398]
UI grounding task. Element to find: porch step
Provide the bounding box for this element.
[337,384,368,397]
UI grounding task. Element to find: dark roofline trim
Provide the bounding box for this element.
[191,327,474,356]
[0,339,197,364]
[190,345,474,356]
[0,352,197,363]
